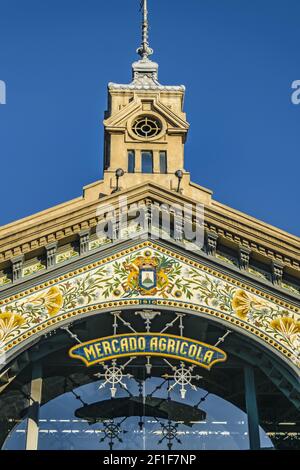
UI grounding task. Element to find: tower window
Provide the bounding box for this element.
[128,150,135,173]
[141,151,153,173]
[159,151,167,174]
[132,116,162,139]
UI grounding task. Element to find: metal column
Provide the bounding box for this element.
[25,362,42,450]
[244,364,260,450]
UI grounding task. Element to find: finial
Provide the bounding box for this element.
[136,0,153,59]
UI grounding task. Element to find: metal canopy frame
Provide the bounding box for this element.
[0,309,299,450]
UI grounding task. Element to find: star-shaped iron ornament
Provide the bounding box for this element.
[100,419,128,450]
[95,360,133,398]
[163,362,202,399]
[158,420,182,450]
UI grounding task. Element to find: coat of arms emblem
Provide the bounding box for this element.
[122,251,174,297]
[139,266,157,290]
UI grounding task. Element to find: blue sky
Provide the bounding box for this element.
[0,0,299,235]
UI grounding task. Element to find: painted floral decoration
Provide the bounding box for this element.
[29,286,63,316]
[270,317,300,341]
[0,312,25,342]
[0,247,299,368]
[231,289,269,320]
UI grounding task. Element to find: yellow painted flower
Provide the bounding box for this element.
[270,317,300,338]
[232,289,269,320]
[232,290,252,319]
[27,286,63,317]
[0,312,25,341]
[44,286,63,316]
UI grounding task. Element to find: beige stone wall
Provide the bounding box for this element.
[102,88,189,192]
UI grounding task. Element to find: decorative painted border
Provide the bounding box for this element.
[1,241,298,312]
[0,241,299,372]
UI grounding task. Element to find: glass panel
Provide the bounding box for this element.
[1,375,31,450]
[141,151,153,174]
[2,361,275,450]
[159,151,167,174]
[2,419,28,450]
[35,375,253,450]
[254,368,285,450]
[128,150,135,173]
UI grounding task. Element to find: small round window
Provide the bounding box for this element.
[132,116,162,139]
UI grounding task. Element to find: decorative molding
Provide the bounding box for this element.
[272,261,284,286]
[46,243,57,269]
[0,241,299,374]
[206,231,218,256]
[239,246,251,270]
[79,230,90,255]
[11,256,24,282]
[0,186,299,277]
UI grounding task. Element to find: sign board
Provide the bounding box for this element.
[69,333,227,370]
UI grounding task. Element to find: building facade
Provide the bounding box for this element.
[0,0,299,451]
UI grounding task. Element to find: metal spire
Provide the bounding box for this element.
[136,0,153,59]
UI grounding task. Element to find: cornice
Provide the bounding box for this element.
[1,236,299,307]
[207,201,300,265]
[0,181,299,270]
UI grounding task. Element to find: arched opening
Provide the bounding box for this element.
[0,308,299,450]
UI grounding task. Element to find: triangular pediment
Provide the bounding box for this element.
[104,96,189,131]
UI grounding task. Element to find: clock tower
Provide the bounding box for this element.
[100,0,211,203]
